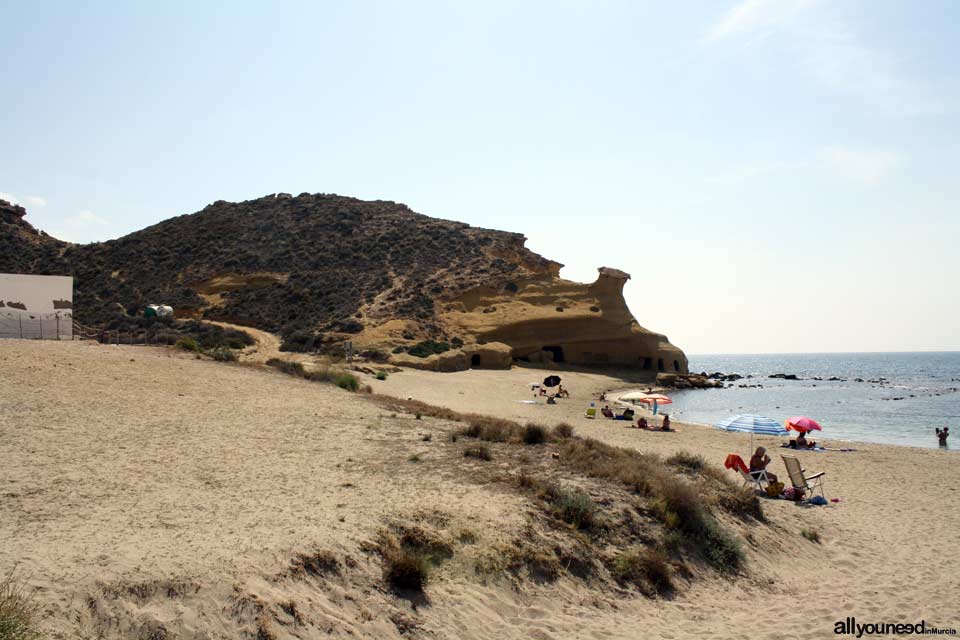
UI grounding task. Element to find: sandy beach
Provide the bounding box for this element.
[3,341,959,639]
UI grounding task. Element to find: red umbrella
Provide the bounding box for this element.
[786,416,822,433]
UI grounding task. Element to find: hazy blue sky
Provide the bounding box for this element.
[2,0,958,354]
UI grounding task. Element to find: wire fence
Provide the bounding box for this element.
[71,320,180,346]
[0,310,73,340]
[0,312,174,346]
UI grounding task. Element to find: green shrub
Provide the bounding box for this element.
[375,371,388,381]
[334,373,360,391]
[551,489,595,529]
[175,336,200,352]
[279,330,322,353]
[407,340,450,358]
[0,573,43,640]
[209,347,237,362]
[699,518,745,572]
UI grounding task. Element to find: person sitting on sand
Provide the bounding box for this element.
[936,427,950,447]
[601,405,614,418]
[557,385,570,398]
[637,417,649,429]
[599,392,607,401]
[795,432,812,448]
[661,414,671,432]
[621,408,635,421]
[749,446,777,483]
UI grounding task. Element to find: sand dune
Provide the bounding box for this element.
[2,341,958,639]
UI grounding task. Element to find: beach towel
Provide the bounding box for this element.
[724,454,749,475]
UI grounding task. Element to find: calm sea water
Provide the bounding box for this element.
[666,352,960,450]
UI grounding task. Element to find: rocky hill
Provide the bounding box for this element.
[0,194,687,374]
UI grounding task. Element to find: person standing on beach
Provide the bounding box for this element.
[936,427,949,447]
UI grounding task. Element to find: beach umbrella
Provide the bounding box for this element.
[542,375,562,388]
[786,416,822,433]
[636,394,672,405]
[638,393,672,416]
[618,391,651,403]
[714,414,789,452]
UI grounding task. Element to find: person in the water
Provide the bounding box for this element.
[936,426,949,447]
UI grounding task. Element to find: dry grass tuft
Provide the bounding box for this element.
[376,524,453,593]
[288,550,340,578]
[382,546,429,592]
[463,445,492,461]
[552,422,575,439]
[0,572,43,640]
[666,451,706,472]
[265,359,360,392]
[515,475,596,530]
[522,423,548,445]
[612,548,674,596]
[551,489,596,529]
[801,528,821,543]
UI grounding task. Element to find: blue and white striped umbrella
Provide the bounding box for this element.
[714,414,789,436]
[714,414,789,452]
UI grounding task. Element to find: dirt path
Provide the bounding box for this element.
[205,320,287,364]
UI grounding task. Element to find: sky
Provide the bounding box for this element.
[2,0,958,354]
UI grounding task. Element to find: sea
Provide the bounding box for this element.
[665,352,960,450]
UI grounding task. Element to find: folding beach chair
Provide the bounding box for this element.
[724,454,770,491]
[585,405,597,419]
[781,454,826,499]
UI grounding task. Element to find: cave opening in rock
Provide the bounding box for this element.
[657,358,665,372]
[641,357,652,370]
[542,345,565,363]
[471,354,481,367]
[673,360,680,372]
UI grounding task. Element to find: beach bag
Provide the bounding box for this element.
[765,481,784,498]
[809,495,828,506]
[784,486,805,501]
